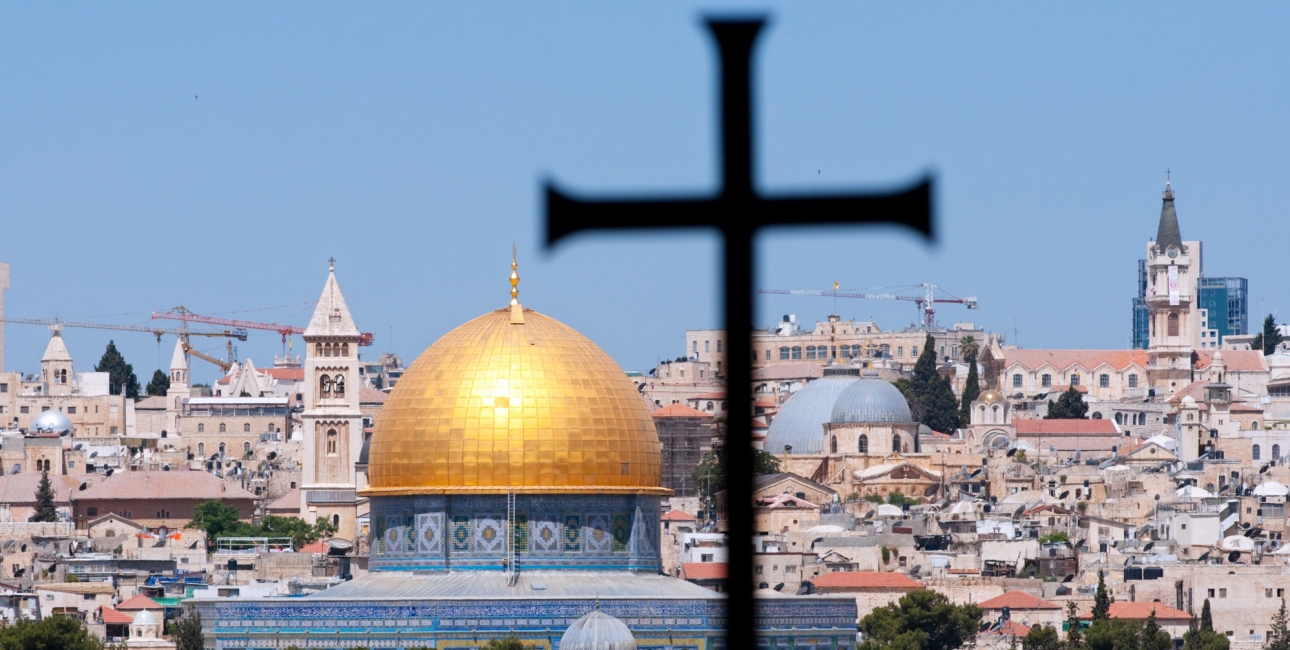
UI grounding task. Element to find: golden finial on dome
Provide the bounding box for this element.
[509,245,524,324]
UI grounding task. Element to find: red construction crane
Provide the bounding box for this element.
[759,284,978,329]
[151,306,375,349]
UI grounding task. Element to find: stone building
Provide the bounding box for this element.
[71,470,255,531]
[0,327,133,438]
[650,404,713,497]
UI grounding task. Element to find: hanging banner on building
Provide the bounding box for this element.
[1168,266,1179,306]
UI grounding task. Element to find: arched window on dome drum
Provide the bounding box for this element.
[830,435,837,454]
[335,375,345,398]
[858,434,868,453]
[1253,444,1261,460]
[320,375,332,398]
[1168,312,1179,337]
[342,343,349,356]
[893,434,902,453]
[327,429,338,455]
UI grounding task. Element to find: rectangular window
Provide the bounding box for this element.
[831,346,836,359]
[1279,589,1285,597]
[766,350,771,361]
[67,406,76,414]
[717,341,721,353]
[1220,588,1227,598]
[897,346,903,358]
[805,347,816,360]
[1128,374,1139,388]
[41,406,49,412]
[1100,374,1110,388]
[752,350,758,362]
[791,347,802,360]
[1070,374,1080,386]
[87,507,97,517]
[1268,589,1274,598]
[704,340,709,353]
[19,406,28,414]
[1013,374,1023,388]
[779,348,790,361]
[1042,374,1052,388]
[110,426,118,435]
[0,383,6,393]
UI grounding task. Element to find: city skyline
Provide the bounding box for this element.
[3,3,1289,383]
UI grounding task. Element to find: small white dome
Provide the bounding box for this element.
[132,609,158,626]
[1181,395,1197,405]
[1221,535,1255,552]
[1176,485,1213,499]
[875,504,904,518]
[560,610,636,650]
[1254,481,1289,497]
[30,410,73,435]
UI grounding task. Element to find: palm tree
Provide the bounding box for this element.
[959,336,979,363]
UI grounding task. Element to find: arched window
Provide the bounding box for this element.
[341,343,349,356]
[197,443,205,456]
[1115,413,1123,425]
[805,346,816,360]
[1252,421,1259,430]
[1253,444,1261,460]
[334,375,345,397]
[219,423,227,433]
[791,347,802,360]
[1275,444,1282,460]
[218,442,226,455]
[320,375,332,397]
[324,343,333,357]
[243,442,251,454]
[332,514,340,527]
[197,424,204,433]
[243,423,251,433]
[892,434,902,454]
[327,429,338,455]
[858,435,868,454]
[779,347,790,360]
[1168,312,1180,337]
[315,343,323,356]
[1041,374,1052,388]
[1092,412,1102,420]
[706,401,714,411]
[1099,374,1110,388]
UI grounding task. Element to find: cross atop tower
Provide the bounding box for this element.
[328,257,336,272]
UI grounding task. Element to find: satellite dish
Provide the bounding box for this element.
[1063,574,1075,583]
[1243,522,1252,529]
[1143,541,1154,552]
[774,583,784,591]
[910,565,922,576]
[863,511,875,520]
[924,484,940,497]
[1228,551,1241,563]
[1006,448,1017,457]
[1059,491,1070,500]
[105,468,114,477]
[1197,551,1210,561]
[1013,505,1025,518]
[1260,464,1271,474]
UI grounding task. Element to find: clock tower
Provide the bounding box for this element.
[1145,180,1202,394]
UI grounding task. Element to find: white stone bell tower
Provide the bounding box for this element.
[1145,180,1202,394]
[300,259,364,541]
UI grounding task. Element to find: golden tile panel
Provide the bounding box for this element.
[362,307,667,496]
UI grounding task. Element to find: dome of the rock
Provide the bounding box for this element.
[366,307,665,496]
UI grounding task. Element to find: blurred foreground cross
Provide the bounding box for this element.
[545,16,933,647]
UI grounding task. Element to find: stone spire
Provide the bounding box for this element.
[41,326,72,362]
[1155,179,1183,254]
[305,260,360,339]
[169,338,188,372]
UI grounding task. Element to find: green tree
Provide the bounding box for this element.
[1268,598,1289,650]
[1092,570,1113,622]
[892,378,923,423]
[887,491,919,508]
[186,500,249,544]
[147,369,170,397]
[1252,314,1284,356]
[173,606,205,650]
[1022,625,1061,650]
[1140,611,1173,650]
[1201,599,1213,632]
[483,637,526,650]
[1065,601,1084,647]
[1183,615,1230,650]
[259,515,339,549]
[0,615,108,649]
[28,469,58,522]
[692,449,781,516]
[960,350,981,422]
[921,374,962,433]
[95,340,141,400]
[857,588,983,650]
[959,335,979,362]
[1046,386,1088,419]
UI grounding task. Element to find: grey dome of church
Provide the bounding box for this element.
[764,365,860,454]
[830,373,913,424]
[560,609,637,650]
[29,410,73,435]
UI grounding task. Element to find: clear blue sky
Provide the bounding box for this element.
[2,3,1288,385]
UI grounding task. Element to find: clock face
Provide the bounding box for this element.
[1166,246,1180,259]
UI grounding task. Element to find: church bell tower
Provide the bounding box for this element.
[300,260,364,541]
[1145,179,1202,394]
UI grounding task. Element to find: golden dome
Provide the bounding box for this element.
[363,306,666,496]
[980,389,1005,404]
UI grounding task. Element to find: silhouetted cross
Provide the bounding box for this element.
[545,17,933,646]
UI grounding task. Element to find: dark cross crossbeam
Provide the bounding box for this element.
[545,17,933,646]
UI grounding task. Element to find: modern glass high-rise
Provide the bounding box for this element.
[1198,276,1249,342]
[1132,259,1150,349]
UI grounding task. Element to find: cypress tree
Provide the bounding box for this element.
[1269,598,1290,650]
[960,350,980,422]
[147,369,170,397]
[1200,599,1213,632]
[922,375,962,433]
[1092,570,1113,621]
[29,469,58,522]
[1065,601,1084,647]
[95,341,141,400]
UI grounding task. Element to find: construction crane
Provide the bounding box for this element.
[759,284,978,330]
[2,318,248,371]
[151,306,375,351]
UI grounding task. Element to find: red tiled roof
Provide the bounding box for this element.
[947,568,980,575]
[753,400,776,409]
[117,594,164,611]
[100,607,134,625]
[1230,403,1264,413]
[298,541,327,553]
[983,620,1032,637]
[661,509,697,522]
[267,488,300,512]
[689,392,727,400]
[979,591,1060,610]
[1082,602,1190,622]
[651,404,713,419]
[812,571,922,590]
[1195,350,1267,373]
[264,368,305,381]
[0,475,80,505]
[752,363,824,381]
[134,396,167,410]
[360,386,387,404]
[1014,419,1118,436]
[682,562,727,580]
[1004,350,1148,372]
[75,471,256,502]
[1167,380,1210,404]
